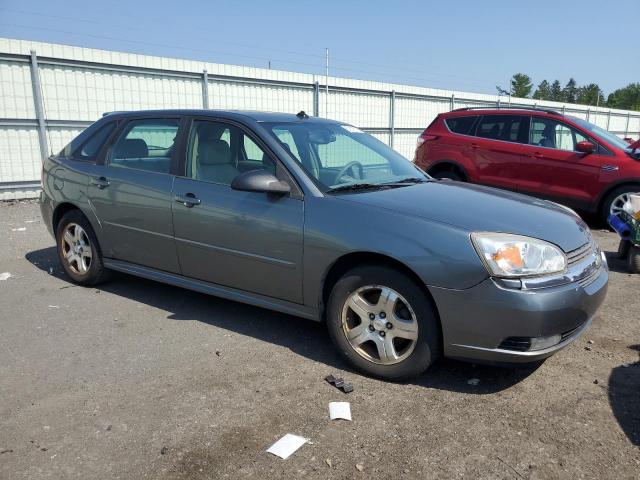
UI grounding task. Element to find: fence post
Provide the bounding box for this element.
[625,113,630,137]
[562,105,566,115]
[606,111,611,130]
[586,108,590,122]
[450,93,455,110]
[389,90,396,149]
[202,70,209,109]
[29,50,49,161]
[313,81,320,117]
[497,98,501,109]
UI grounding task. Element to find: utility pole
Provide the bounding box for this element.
[325,48,329,118]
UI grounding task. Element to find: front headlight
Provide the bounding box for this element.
[471,232,567,278]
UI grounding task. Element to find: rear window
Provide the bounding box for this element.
[445,116,477,135]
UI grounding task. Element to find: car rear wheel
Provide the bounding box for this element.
[56,210,109,286]
[617,239,631,259]
[326,265,440,380]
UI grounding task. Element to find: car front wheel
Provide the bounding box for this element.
[326,265,440,380]
[56,210,109,286]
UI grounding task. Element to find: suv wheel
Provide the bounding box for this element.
[56,210,109,286]
[602,185,640,223]
[326,265,440,380]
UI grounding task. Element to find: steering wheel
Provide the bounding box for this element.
[335,161,364,183]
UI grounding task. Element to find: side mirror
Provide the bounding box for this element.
[231,169,291,195]
[575,141,594,154]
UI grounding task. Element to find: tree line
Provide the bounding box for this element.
[497,74,640,111]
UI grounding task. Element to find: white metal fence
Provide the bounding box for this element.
[1,37,639,200]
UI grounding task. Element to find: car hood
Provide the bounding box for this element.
[336,181,591,252]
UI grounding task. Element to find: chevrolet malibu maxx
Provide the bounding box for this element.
[40,110,608,379]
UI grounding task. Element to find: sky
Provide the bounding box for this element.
[0,0,637,97]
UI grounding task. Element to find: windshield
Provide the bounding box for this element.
[261,121,427,192]
[569,116,630,150]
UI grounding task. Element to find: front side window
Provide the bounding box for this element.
[110,119,179,173]
[185,120,276,185]
[262,122,426,192]
[475,115,528,143]
[529,117,588,151]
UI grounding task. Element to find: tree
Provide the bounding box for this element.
[606,83,640,111]
[532,80,551,100]
[550,80,563,101]
[576,84,605,107]
[563,78,578,103]
[496,73,533,98]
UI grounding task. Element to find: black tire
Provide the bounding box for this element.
[618,239,631,260]
[56,210,109,286]
[326,265,441,380]
[432,170,462,181]
[627,245,640,274]
[601,185,640,224]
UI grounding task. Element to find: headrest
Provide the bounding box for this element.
[198,139,231,166]
[116,138,148,159]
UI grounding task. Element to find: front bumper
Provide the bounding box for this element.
[430,261,608,364]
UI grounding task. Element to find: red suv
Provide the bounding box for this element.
[415,107,640,221]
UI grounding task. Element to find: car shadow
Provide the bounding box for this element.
[26,246,540,395]
[603,251,629,274]
[608,344,640,446]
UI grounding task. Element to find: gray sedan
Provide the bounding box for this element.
[40,110,608,379]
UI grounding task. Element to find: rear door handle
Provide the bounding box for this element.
[531,152,544,159]
[470,143,479,149]
[90,176,110,189]
[174,192,201,208]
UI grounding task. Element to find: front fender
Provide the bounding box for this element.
[302,196,488,307]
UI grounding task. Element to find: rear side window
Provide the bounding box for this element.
[59,121,116,160]
[75,122,116,160]
[445,116,477,135]
[475,115,528,143]
[109,119,180,174]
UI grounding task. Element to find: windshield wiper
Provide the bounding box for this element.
[326,183,389,193]
[379,177,431,186]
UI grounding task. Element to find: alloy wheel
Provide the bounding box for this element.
[610,192,635,217]
[341,285,418,365]
[61,223,93,275]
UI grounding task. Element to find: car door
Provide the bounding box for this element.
[470,114,529,191]
[519,116,604,209]
[171,118,304,303]
[87,117,183,273]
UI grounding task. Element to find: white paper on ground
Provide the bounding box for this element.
[0,272,11,281]
[11,227,26,232]
[329,402,352,421]
[266,434,308,459]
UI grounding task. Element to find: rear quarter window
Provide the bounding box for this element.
[445,116,478,135]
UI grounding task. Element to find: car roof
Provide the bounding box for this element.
[101,109,338,124]
[444,108,563,117]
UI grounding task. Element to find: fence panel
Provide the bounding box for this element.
[1,38,639,200]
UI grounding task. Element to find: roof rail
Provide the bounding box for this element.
[451,106,561,115]
[102,111,126,117]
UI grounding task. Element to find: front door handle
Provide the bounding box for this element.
[531,152,544,159]
[90,176,110,189]
[470,143,479,149]
[174,192,201,208]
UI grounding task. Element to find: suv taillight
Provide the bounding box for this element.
[417,133,438,147]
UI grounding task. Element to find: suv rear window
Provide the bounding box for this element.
[445,116,477,135]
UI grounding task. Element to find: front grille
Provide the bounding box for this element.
[498,337,532,352]
[567,241,593,267]
[578,267,600,288]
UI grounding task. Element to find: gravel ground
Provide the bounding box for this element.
[0,200,638,480]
